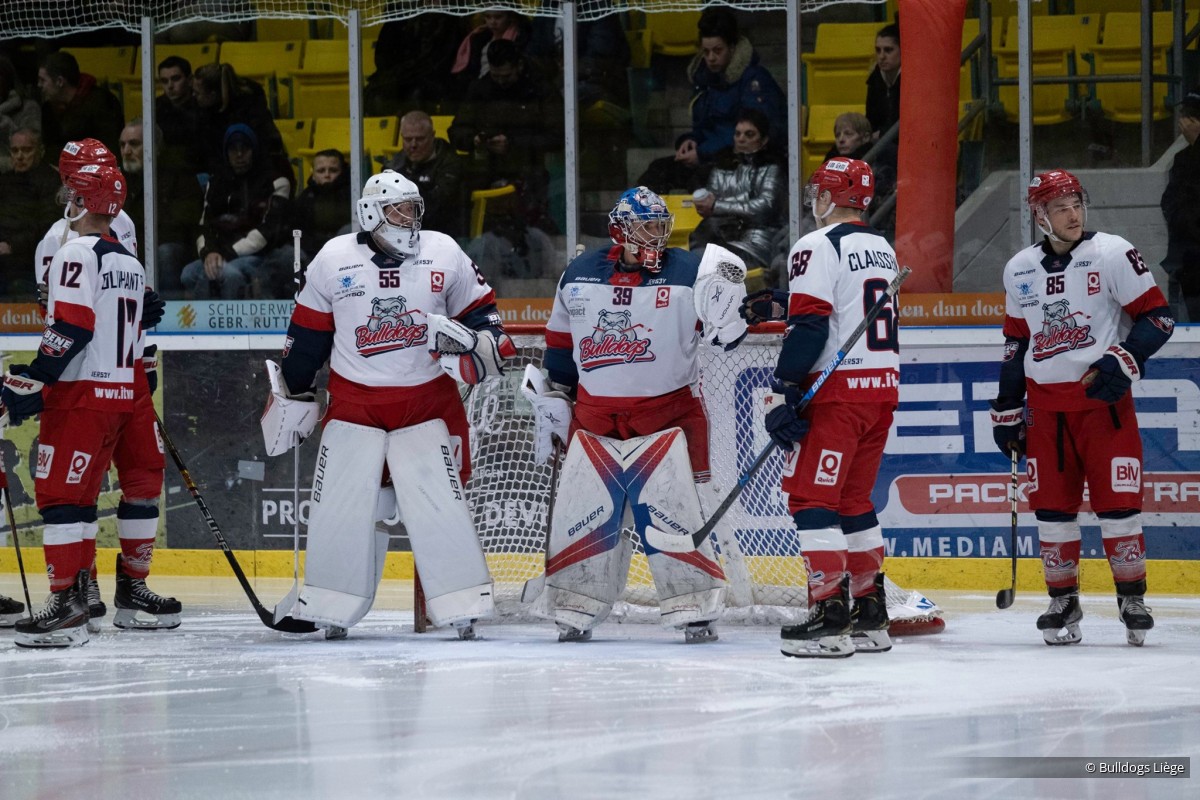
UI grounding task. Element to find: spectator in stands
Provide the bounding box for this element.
[1161,86,1200,323]
[36,51,124,160]
[0,128,61,298]
[365,7,466,116]
[180,124,293,299]
[0,56,41,173]
[450,10,533,93]
[465,188,557,291]
[638,7,785,194]
[688,108,783,284]
[387,110,467,240]
[866,23,901,141]
[824,110,895,201]
[119,118,203,295]
[156,56,202,173]
[449,39,562,233]
[192,62,287,178]
[529,8,630,108]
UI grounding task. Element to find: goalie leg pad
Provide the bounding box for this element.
[386,418,494,627]
[295,420,388,629]
[626,428,727,627]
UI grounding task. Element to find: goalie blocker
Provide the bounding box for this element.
[292,418,494,637]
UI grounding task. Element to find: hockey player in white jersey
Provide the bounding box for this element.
[990,169,1173,647]
[751,158,900,659]
[32,138,177,633]
[525,186,749,643]
[263,170,514,640]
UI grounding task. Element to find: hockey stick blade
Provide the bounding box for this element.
[644,267,912,554]
[155,412,317,634]
[996,447,1020,609]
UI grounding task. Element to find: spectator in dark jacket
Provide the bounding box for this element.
[192,62,287,178]
[156,56,202,173]
[1161,87,1200,322]
[180,123,293,299]
[450,10,533,93]
[0,56,41,173]
[387,110,467,239]
[36,51,124,161]
[0,128,60,298]
[365,10,466,116]
[865,23,901,141]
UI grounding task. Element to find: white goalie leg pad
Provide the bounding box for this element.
[630,428,727,627]
[534,430,631,632]
[294,420,388,630]
[386,418,494,627]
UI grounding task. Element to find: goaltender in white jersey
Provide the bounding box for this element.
[262,170,515,640]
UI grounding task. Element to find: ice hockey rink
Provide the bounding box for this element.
[0,577,1195,800]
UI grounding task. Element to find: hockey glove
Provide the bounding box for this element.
[260,360,320,457]
[1081,344,1140,404]
[143,345,159,395]
[739,288,789,325]
[142,287,166,330]
[519,364,572,462]
[988,398,1026,458]
[426,313,515,384]
[763,381,810,452]
[1,365,48,426]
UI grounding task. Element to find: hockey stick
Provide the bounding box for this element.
[272,431,303,624]
[995,448,1020,609]
[519,440,562,604]
[645,266,912,554]
[0,442,33,614]
[155,411,317,633]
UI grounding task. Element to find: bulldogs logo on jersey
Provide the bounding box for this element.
[354,295,428,357]
[578,309,655,371]
[1031,299,1095,361]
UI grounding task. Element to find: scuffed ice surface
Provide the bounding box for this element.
[0,577,1197,800]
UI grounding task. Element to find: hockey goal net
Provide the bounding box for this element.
[460,324,943,633]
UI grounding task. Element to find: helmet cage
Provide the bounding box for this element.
[357,170,424,257]
[608,186,674,271]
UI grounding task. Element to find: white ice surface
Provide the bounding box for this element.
[0,578,1197,800]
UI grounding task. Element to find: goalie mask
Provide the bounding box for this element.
[609,186,674,272]
[64,164,127,221]
[804,157,873,223]
[357,170,424,258]
[1027,169,1088,242]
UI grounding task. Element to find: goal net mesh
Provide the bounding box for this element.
[466,327,942,630]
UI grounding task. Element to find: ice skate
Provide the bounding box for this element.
[781,582,854,659]
[850,572,892,653]
[682,620,718,644]
[14,570,90,648]
[1037,588,1082,645]
[113,554,182,630]
[454,619,478,641]
[1116,590,1153,647]
[86,575,106,633]
[556,623,592,643]
[322,624,348,641]
[0,594,24,628]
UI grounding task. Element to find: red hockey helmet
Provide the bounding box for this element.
[65,164,127,218]
[58,138,117,184]
[804,157,874,211]
[1027,169,1087,210]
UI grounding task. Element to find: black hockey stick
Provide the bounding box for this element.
[645,266,912,554]
[0,444,33,613]
[996,447,1020,609]
[155,411,317,633]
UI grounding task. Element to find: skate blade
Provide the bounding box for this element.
[86,619,103,633]
[322,625,348,641]
[780,634,855,659]
[1126,628,1147,647]
[557,627,592,643]
[684,628,718,644]
[456,624,477,641]
[15,624,90,648]
[852,629,893,653]
[0,613,22,628]
[113,609,181,630]
[1042,623,1082,646]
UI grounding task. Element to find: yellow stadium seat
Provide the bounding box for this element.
[219,40,303,118]
[1101,11,1184,47]
[662,194,702,250]
[362,115,397,157]
[469,185,518,239]
[288,40,357,118]
[642,11,701,57]
[61,46,136,84]
[1086,12,1194,122]
[256,17,317,41]
[994,15,1101,124]
[123,43,219,120]
[626,28,651,70]
[813,21,888,56]
[278,117,313,187]
[1072,0,1144,15]
[803,52,873,107]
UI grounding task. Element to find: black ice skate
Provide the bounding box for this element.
[0,593,24,627]
[454,619,478,641]
[780,580,854,659]
[1037,586,1082,645]
[87,574,107,633]
[556,623,592,642]
[1116,580,1153,647]
[113,554,182,630]
[682,620,719,644]
[850,572,892,653]
[14,570,90,648]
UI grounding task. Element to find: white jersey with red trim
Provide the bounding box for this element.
[43,234,144,411]
[36,211,139,285]
[1001,231,1168,411]
[291,230,497,388]
[784,221,900,403]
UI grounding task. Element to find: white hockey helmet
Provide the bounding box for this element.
[357,170,424,258]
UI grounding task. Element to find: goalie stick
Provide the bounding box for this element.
[644,266,912,554]
[155,411,317,633]
[995,448,1020,609]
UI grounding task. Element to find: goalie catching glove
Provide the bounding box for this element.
[693,243,748,350]
[426,313,516,384]
[520,364,571,463]
[260,359,320,456]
